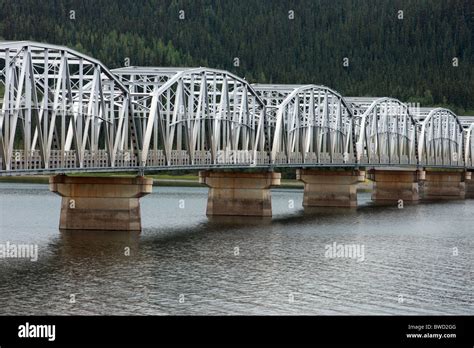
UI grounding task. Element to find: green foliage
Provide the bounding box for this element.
[0,0,472,109]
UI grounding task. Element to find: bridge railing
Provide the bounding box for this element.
[272,152,350,165]
[419,156,464,167]
[359,154,411,165]
[2,149,274,171]
[7,150,115,170]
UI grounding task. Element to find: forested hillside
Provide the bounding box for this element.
[0,0,472,113]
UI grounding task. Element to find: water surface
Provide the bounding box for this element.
[0,183,472,315]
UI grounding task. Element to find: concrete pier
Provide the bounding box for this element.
[49,175,153,231]
[296,169,365,207]
[422,171,468,200]
[368,169,425,203]
[199,171,281,216]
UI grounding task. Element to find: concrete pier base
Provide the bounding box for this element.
[368,169,425,203]
[49,175,153,231]
[296,169,365,207]
[422,171,467,200]
[199,171,281,216]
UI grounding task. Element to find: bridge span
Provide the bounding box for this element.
[1,41,473,230]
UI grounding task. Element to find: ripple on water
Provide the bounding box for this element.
[0,183,472,315]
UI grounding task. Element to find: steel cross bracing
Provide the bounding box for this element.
[0,41,472,175]
[0,41,137,172]
[465,122,474,168]
[112,66,267,167]
[459,116,474,129]
[414,108,465,167]
[459,116,474,167]
[459,115,474,167]
[253,84,356,165]
[346,97,418,165]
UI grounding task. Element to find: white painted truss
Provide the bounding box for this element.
[0,41,471,174]
[253,84,355,165]
[465,122,474,167]
[0,41,133,171]
[415,108,464,166]
[346,97,418,165]
[113,66,267,166]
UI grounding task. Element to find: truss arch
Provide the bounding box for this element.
[253,84,356,164]
[113,67,267,166]
[415,108,464,166]
[0,41,132,170]
[346,97,418,165]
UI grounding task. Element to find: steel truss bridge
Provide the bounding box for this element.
[1,41,473,176]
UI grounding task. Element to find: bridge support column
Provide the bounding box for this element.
[369,169,425,203]
[296,169,365,207]
[49,175,153,231]
[199,171,281,216]
[422,171,468,200]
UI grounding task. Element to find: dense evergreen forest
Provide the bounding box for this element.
[0,0,472,113]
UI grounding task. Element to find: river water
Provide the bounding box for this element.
[0,182,472,315]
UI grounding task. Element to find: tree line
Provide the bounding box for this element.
[0,0,472,114]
